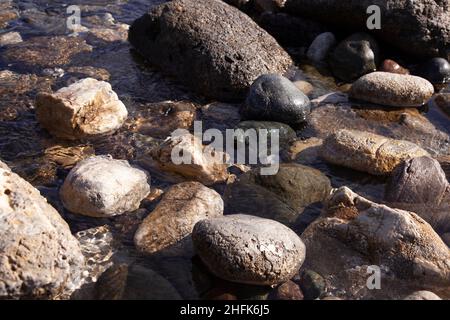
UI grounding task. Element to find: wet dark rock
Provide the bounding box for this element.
[258,12,327,47]
[193,214,306,286]
[299,270,326,300]
[350,72,434,107]
[2,36,92,70]
[380,59,409,75]
[329,33,379,82]
[284,0,450,58]
[243,74,311,127]
[95,264,182,300]
[417,58,450,84]
[270,281,304,300]
[302,187,450,299]
[224,163,331,225]
[128,0,292,101]
[307,32,336,64]
[235,121,297,147]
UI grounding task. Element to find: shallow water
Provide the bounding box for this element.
[0,0,449,299]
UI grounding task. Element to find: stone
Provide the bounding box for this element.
[294,80,314,96]
[321,129,430,175]
[224,163,331,225]
[128,0,292,101]
[0,32,22,47]
[350,72,434,107]
[299,270,326,300]
[193,214,306,286]
[380,59,409,75]
[134,182,223,256]
[235,121,297,147]
[60,156,150,218]
[0,161,85,299]
[270,281,304,300]
[36,78,128,140]
[417,57,450,84]
[201,102,241,132]
[307,32,336,64]
[243,74,311,127]
[258,12,327,47]
[302,187,450,299]
[435,92,450,116]
[403,291,442,300]
[142,132,229,186]
[284,0,450,58]
[329,33,379,82]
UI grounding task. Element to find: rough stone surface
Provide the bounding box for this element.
[270,280,304,300]
[142,132,229,186]
[403,290,442,300]
[0,161,85,299]
[302,187,450,299]
[193,214,306,286]
[36,78,128,140]
[329,33,379,82]
[60,156,150,218]
[284,0,450,58]
[128,0,292,101]
[350,72,434,107]
[134,182,223,255]
[307,32,336,64]
[243,74,311,127]
[321,129,430,175]
[0,32,23,47]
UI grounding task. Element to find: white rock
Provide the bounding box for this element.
[36,78,128,140]
[0,32,22,47]
[60,156,150,217]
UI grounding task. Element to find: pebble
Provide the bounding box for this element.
[299,270,326,300]
[350,72,434,107]
[192,214,306,286]
[417,57,450,84]
[380,59,409,75]
[36,78,128,140]
[307,32,336,64]
[321,129,430,175]
[243,74,311,127]
[270,281,304,300]
[60,156,150,217]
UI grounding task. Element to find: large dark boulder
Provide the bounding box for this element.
[284,0,450,58]
[128,0,292,101]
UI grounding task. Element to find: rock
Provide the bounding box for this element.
[134,182,223,256]
[435,92,450,116]
[286,137,323,165]
[350,72,434,107]
[417,57,450,84]
[258,12,327,47]
[192,214,306,286]
[128,0,292,101]
[0,161,85,299]
[294,80,314,96]
[385,156,450,205]
[321,129,430,175]
[142,132,229,185]
[380,59,410,75]
[36,78,128,140]
[224,163,331,225]
[403,291,442,300]
[299,270,326,300]
[2,36,92,69]
[201,102,241,132]
[329,33,379,82]
[302,187,450,299]
[235,121,297,147]
[95,264,182,300]
[284,0,450,58]
[60,156,150,218]
[0,32,22,47]
[243,74,311,127]
[270,281,304,300]
[385,156,450,233]
[307,32,336,64]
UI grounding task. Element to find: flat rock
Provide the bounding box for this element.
[128,0,292,101]
[350,72,434,107]
[193,214,306,286]
[301,187,450,299]
[321,129,430,175]
[60,156,150,217]
[0,161,85,299]
[36,78,128,140]
[134,182,223,256]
